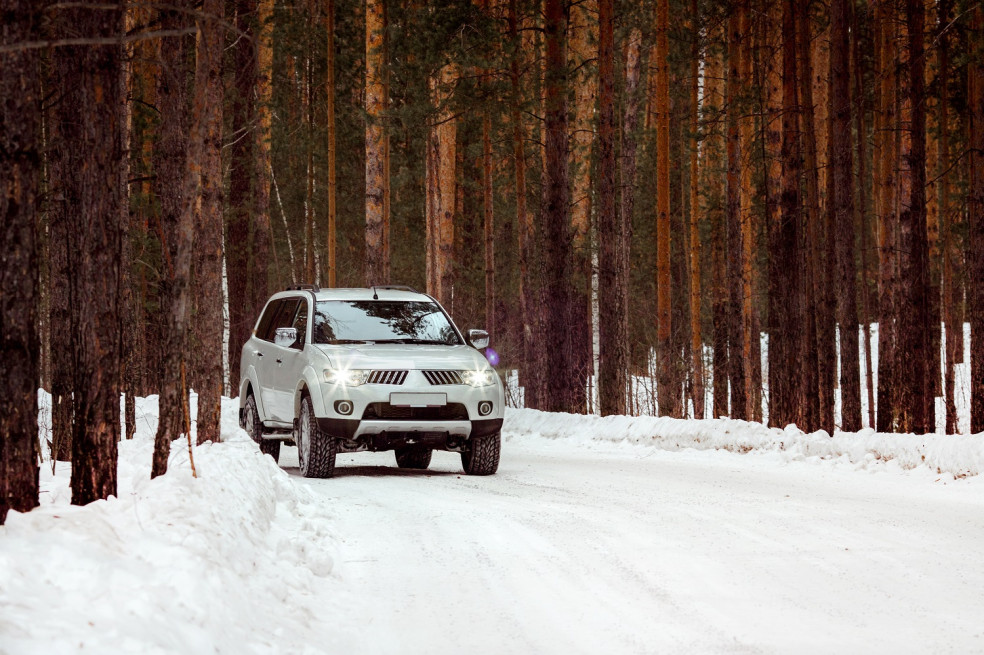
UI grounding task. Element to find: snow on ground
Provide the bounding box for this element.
[3,396,984,654]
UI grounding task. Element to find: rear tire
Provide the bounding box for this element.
[243,395,280,463]
[297,395,336,478]
[395,447,432,469]
[461,431,500,476]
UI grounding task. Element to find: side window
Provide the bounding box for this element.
[261,298,300,342]
[255,300,282,341]
[292,300,309,348]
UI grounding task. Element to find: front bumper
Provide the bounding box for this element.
[318,417,503,443]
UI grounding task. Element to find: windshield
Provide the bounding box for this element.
[313,300,462,345]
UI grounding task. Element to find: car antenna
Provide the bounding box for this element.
[372,285,378,300]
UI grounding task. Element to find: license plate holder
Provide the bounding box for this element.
[390,392,447,407]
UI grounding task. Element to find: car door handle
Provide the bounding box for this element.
[276,358,283,364]
[254,351,263,357]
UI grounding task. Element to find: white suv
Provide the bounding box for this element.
[238,285,504,477]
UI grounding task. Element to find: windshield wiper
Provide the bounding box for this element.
[323,339,368,345]
[372,338,453,345]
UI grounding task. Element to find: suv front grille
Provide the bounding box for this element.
[422,370,462,385]
[367,370,408,385]
[362,402,468,421]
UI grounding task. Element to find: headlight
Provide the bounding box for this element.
[324,369,370,386]
[459,369,496,387]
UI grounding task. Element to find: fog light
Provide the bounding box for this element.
[334,400,354,416]
[478,401,493,417]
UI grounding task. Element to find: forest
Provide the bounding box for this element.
[1,0,982,523]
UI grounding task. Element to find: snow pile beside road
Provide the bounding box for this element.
[1,396,349,655]
[505,408,984,478]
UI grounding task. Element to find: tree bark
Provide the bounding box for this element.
[970,3,984,434]
[326,0,337,288]
[366,0,388,285]
[542,0,578,413]
[425,64,456,305]
[152,0,196,477]
[0,0,42,524]
[688,1,704,419]
[939,0,957,432]
[227,0,257,391]
[597,0,626,416]
[656,0,677,417]
[831,0,862,432]
[897,0,931,434]
[192,0,225,445]
[52,1,125,502]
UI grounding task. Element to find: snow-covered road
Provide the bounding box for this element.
[280,435,984,655]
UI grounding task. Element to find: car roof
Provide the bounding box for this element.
[270,287,435,303]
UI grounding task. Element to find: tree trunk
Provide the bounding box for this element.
[831,0,862,432]
[0,0,42,524]
[227,0,257,391]
[725,2,747,420]
[426,65,456,305]
[738,5,755,422]
[326,0,337,287]
[366,0,388,285]
[770,0,803,429]
[969,3,984,434]
[193,0,226,446]
[875,0,900,432]
[152,1,196,477]
[656,0,677,417]
[254,0,273,302]
[939,0,957,432]
[542,0,578,413]
[597,0,627,416]
[897,0,931,434]
[52,2,125,502]
[688,0,705,419]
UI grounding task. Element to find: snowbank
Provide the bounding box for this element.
[504,408,984,478]
[1,396,348,655]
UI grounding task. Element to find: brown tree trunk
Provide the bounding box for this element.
[939,0,957,432]
[969,3,984,434]
[542,0,578,413]
[763,0,783,425]
[227,0,257,391]
[254,0,273,301]
[770,0,803,429]
[366,0,387,285]
[725,2,747,420]
[897,0,931,434]
[52,2,125,502]
[796,4,821,432]
[326,0,337,288]
[831,0,862,432]
[704,24,729,418]
[656,0,677,417]
[738,6,755,422]
[193,0,226,445]
[688,0,705,419]
[152,1,196,477]
[0,0,42,524]
[426,65,456,305]
[597,0,627,416]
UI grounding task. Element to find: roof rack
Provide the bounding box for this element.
[372,285,418,293]
[287,283,320,292]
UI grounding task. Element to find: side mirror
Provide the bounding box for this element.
[274,327,298,348]
[468,329,489,350]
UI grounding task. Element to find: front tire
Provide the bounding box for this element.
[395,447,432,469]
[296,395,337,478]
[244,395,281,463]
[461,431,500,476]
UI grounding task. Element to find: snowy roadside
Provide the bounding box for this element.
[1,396,355,655]
[505,408,984,479]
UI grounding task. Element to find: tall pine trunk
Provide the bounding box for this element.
[425,65,456,304]
[0,0,42,524]
[656,0,677,417]
[831,0,862,432]
[688,1,705,419]
[366,0,388,285]
[969,3,984,434]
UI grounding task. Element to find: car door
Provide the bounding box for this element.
[263,297,300,424]
[248,299,282,422]
[273,296,310,421]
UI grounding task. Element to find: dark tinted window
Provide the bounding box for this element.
[255,300,282,341]
[261,298,300,342]
[313,301,461,345]
[292,300,308,347]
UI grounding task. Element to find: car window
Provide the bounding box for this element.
[255,299,282,340]
[313,300,462,345]
[262,298,300,342]
[292,300,308,347]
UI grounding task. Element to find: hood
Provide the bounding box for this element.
[315,344,491,371]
